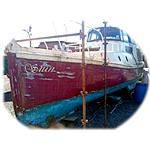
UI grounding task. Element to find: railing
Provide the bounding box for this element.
[16,33,81,42]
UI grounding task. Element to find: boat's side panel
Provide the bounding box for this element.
[7,53,140,112]
[17,78,139,127]
[7,53,23,112]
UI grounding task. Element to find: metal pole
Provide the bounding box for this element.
[29,34,32,47]
[22,26,32,47]
[103,21,108,128]
[16,33,80,42]
[81,21,87,128]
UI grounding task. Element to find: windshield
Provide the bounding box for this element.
[87,27,121,42]
[87,30,102,42]
[99,27,121,40]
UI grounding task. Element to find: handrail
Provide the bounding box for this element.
[16,33,80,42]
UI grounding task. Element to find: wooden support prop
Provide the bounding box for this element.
[80,21,88,128]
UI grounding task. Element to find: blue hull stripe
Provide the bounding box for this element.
[17,78,139,127]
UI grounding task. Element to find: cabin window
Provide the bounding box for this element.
[136,48,142,61]
[125,56,128,62]
[129,37,136,45]
[87,30,102,42]
[125,46,133,53]
[118,56,121,61]
[122,31,129,42]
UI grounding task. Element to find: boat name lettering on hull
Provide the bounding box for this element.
[25,63,55,73]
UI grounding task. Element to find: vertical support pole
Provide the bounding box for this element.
[29,26,32,47]
[103,21,108,128]
[22,26,32,47]
[29,34,32,47]
[81,21,87,128]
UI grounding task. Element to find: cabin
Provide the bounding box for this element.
[87,27,143,62]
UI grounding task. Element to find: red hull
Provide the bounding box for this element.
[7,53,139,112]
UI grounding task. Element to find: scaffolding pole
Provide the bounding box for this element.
[103,21,108,128]
[80,21,87,128]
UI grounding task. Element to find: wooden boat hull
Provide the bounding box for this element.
[7,51,141,124]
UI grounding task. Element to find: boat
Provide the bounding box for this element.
[5,23,144,127]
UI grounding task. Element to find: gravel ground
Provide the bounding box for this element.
[61,92,141,128]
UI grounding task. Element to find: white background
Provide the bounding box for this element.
[0,0,150,150]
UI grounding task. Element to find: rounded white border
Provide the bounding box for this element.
[0,0,150,149]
